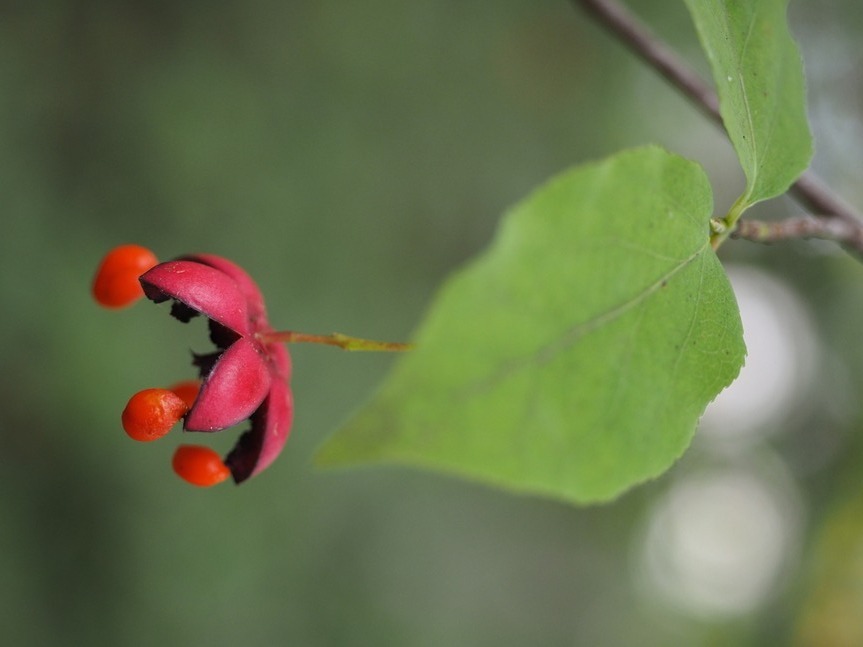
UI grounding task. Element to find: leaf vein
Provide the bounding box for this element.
[465,241,710,398]
[535,242,708,365]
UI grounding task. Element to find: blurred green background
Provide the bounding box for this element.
[3,0,863,644]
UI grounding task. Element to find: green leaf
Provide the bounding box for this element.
[683,0,812,214]
[317,147,745,504]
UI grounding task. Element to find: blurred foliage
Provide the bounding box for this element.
[2,0,863,645]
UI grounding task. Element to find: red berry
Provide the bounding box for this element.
[121,388,188,442]
[172,445,231,487]
[93,244,158,308]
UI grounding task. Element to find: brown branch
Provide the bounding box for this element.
[732,215,863,252]
[575,0,721,126]
[572,0,863,233]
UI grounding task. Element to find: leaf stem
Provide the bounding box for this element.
[258,330,414,352]
[572,0,863,246]
[710,195,750,249]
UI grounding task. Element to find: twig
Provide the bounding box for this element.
[732,215,863,251]
[572,0,863,233]
[575,0,721,125]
